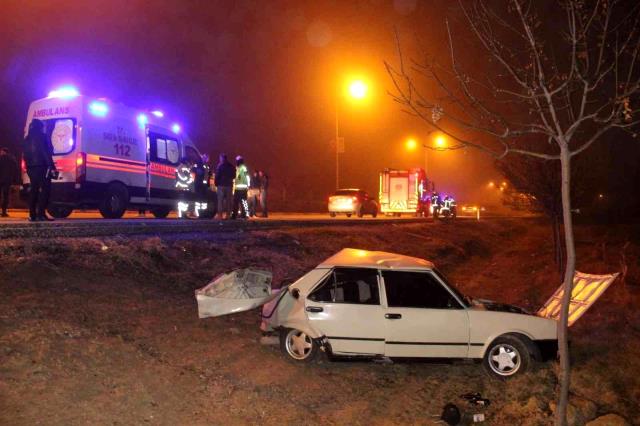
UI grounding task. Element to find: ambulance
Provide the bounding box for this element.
[21,87,215,219]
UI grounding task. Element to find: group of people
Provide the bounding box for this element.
[214,153,268,219]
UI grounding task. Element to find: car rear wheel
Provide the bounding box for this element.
[280,328,319,362]
[47,205,73,219]
[99,183,129,219]
[483,335,531,379]
[329,212,336,217]
[346,213,352,218]
[371,208,378,218]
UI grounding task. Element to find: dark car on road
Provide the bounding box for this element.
[328,189,379,218]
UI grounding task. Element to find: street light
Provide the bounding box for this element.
[404,133,447,173]
[348,80,368,99]
[335,78,369,189]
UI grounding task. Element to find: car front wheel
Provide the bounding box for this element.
[483,335,531,379]
[280,328,319,362]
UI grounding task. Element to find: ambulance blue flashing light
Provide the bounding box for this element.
[172,123,181,134]
[137,113,148,127]
[48,86,80,99]
[89,101,109,117]
[151,110,164,118]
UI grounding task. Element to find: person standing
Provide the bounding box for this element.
[259,170,269,218]
[231,155,249,219]
[214,153,235,219]
[247,171,261,217]
[23,119,56,221]
[0,147,18,217]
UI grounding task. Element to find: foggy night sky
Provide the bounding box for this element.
[0,0,499,206]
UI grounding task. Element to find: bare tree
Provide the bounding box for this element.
[385,1,640,424]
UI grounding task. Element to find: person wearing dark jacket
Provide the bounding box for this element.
[247,171,261,217]
[0,147,18,217]
[23,119,56,221]
[214,153,235,219]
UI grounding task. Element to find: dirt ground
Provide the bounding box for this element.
[1,219,639,425]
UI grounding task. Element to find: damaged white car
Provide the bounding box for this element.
[262,248,561,379]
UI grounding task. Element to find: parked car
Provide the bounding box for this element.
[262,248,558,378]
[328,189,379,218]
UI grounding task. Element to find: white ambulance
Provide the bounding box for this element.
[21,87,215,219]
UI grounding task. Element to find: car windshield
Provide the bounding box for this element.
[334,190,359,196]
[433,268,470,307]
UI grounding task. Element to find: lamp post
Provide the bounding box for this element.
[335,79,368,189]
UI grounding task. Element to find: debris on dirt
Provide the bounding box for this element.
[195,268,274,318]
[460,392,491,407]
[440,403,461,425]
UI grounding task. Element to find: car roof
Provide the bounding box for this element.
[318,248,434,270]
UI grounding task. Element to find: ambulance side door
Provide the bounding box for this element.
[148,132,180,204]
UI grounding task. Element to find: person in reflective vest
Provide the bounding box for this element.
[231,155,250,219]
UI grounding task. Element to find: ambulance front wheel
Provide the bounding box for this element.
[99,183,129,219]
[47,205,73,219]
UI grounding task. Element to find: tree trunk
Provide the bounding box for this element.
[553,213,564,273]
[556,148,576,426]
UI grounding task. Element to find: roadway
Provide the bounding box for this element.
[1,209,468,239]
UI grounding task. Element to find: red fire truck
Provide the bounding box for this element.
[378,168,431,217]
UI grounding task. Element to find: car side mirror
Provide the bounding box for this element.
[290,288,300,299]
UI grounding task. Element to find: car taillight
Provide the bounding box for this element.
[351,197,357,201]
[20,157,26,173]
[76,152,86,183]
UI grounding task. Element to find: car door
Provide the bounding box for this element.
[305,267,386,355]
[381,270,469,358]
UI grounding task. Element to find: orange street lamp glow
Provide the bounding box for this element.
[348,80,368,99]
[405,138,418,151]
[488,181,495,188]
[435,135,447,148]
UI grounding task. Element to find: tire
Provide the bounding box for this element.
[356,205,364,218]
[279,328,319,362]
[151,207,172,219]
[346,213,352,218]
[483,335,531,379]
[329,212,336,218]
[372,209,378,218]
[99,183,129,219]
[47,205,73,219]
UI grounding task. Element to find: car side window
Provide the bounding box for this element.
[382,271,461,309]
[309,268,380,305]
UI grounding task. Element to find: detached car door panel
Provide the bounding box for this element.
[382,270,469,358]
[306,268,385,355]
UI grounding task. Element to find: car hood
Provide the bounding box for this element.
[470,298,531,315]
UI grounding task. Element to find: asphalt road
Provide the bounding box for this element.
[1,209,471,238]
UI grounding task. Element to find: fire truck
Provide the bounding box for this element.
[378,168,431,217]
